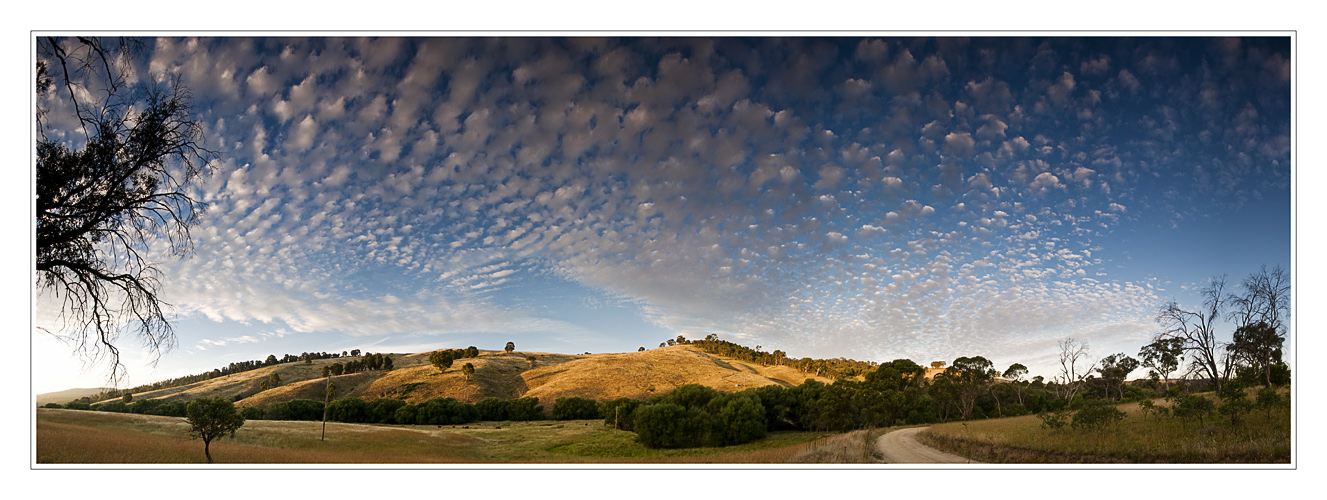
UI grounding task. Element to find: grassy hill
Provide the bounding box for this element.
[101,345,832,413]
[35,387,114,406]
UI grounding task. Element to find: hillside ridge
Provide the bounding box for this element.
[49,345,834,412]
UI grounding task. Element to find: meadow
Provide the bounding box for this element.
[35,408,832,464]
[915,394,1291,464]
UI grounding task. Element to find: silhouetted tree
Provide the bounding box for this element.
[462,363,475,381]
[504,342,515,353]
[35,36,214,382]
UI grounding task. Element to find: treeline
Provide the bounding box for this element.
[661,334,878,380]
[82,349,381,403]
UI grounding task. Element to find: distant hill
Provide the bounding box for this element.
[78,345,833,415]
[35,387,113,406]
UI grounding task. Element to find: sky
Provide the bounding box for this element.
[31,36,1293,394]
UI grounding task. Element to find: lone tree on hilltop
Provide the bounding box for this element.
[185,397,245,463]
[504,342,515,353]
[35,36,214,383]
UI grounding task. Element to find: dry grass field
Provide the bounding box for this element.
[104,345,831,413]
[35,408,827,464]
[916,393,1291,463]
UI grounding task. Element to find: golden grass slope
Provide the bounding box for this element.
[104,344,830,409]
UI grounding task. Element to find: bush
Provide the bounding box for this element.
[1172,394,1215,424]
[475,398,509,421]
[633,403,710,448]
[506,397,543,421]
[393,404,417,424]
[1071,400,1126,430]
[366,398,406,424]
[43,402,63,409]
[240,406,265,420]
[327,397,369,423]
[415,397,480,425]
[656,384,721,410]
[93,401,129,413]
[706,393,766,446]
[265,399,325,421]
[598,398,643,431]
[552,396,599,420]
[63,401,92,410]
[1037,409,1069,430]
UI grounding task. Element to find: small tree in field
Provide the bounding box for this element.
[526,355,536,369]
[185,398,245,463]
[504,342,515,353]
[462,363,475,381]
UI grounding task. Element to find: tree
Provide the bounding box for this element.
[1138,337,1185,393]
[638,347,645,352]
[1095,353,1139,400]
[551,396,600,420]
[526,355,536,369]
[429,350,454,372]
[121,392,132,404]
[1227,322,1284,387]
[462,363,475,381]
[185,397,245,463]
[465,346,479,358]
[35,37,214,382]
[949,356,996,420]
[504,342,515,353]
[1003,363,1028,406]
[1157,276,1234,394]
[1054,337,1096,405]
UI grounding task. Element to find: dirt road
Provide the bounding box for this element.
[875,427,981,464]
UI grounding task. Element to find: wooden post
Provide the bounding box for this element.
[321,374,331,441]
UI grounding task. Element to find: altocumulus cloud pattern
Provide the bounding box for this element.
[37,37,1291,371]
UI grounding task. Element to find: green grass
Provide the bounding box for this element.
[917,394,1290,463]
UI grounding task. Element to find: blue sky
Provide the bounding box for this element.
[32,36,1292,394]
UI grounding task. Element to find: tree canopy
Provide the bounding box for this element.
[185,397,245,463]
[36,37,213,382]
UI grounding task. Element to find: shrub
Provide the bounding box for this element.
[1071,399,1126,431]
[327,397,369,423]
[43,402,63,409]
[240,406,265,420]
[265,399,325,421]
[366,398,406,424]
[415,397,480,425]
[1037,409,1069,430]
[552,396,600,420]
[1172,394,1215,425]
[393,404,417,424]
[657,384,720,410]
[706,393,766,446]
[633,403,710,448]
[506,397,543,421]
[476,398,509,421]
[1218,381,1253,425]
[598,398,643,431]
[63,401,92,411]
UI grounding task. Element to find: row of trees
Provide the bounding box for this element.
[82,350,376,403]
[680,335,879,379]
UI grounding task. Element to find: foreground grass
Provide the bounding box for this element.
[35,409,826,464]
[786,429,886,463]
[916,398,1290,464]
